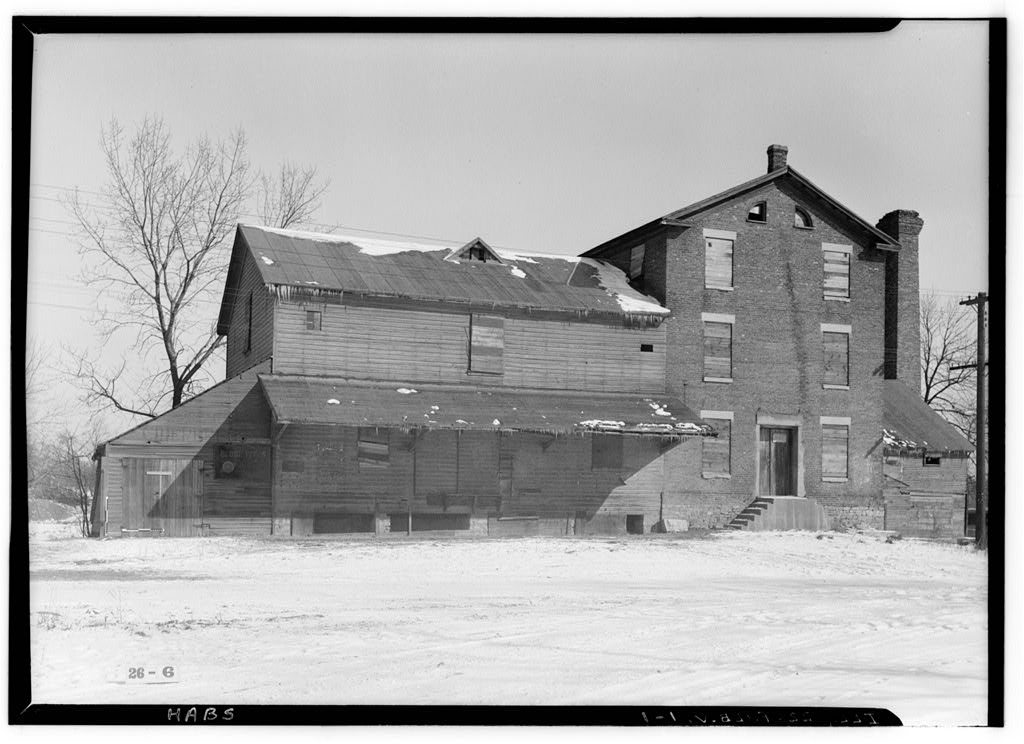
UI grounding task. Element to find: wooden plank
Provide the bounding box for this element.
[823,332,849,385]
[705,238,733,288]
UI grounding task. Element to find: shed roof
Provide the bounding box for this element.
[258,375,710,437]
[882,380,974,452]
[217,225,669,334]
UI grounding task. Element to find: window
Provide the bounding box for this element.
[305,310,322,331]
[701,412,733,478]
[747,201,767,223]
[821,419,850,480]
[924,454,942,467]
[245,291,253,353]
[703,228,735,290]
[702,313,734,382]
[449,237,503,263]
[592,435,623,470]
[822,324,851,387]
[628,244,645,281]
[357,428,389,469]
[640,343,654,353]
[794,206,813,229]
[469,314,504,374]
[823,243,852,300]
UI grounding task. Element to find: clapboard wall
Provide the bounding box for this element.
[272,301,666,393]
[225,251,275,378]
[96,363,273,536]
[272,424,685,535]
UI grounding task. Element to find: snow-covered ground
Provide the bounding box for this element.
[27,528,987,725]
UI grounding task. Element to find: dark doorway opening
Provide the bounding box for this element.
[313,512,375,534]
[389,513,471,532]
[626,514,645,535]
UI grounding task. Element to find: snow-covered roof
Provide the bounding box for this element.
[218,224,669,334]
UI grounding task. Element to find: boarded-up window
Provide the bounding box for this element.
[823,331,849,386]
[822,424,849,479]
[705,237,733,289]
[357,428,389,469]
[823,248,851,299]
[629,244,645,280]
[305,310,322,331]
[702,419,731,476]
[591,435,623,470]
[470,314,504,374]
[703,322,732,379]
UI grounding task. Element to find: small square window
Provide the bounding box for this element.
[923,454,942,467]
[592,435,623,470]
[305,310,322,331]
[640,343,654,353]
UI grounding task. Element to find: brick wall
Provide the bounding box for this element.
[650,179,890,528]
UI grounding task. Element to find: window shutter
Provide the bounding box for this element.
[702,419,731,475]
[705,238,733,289]
[357,428,390,469]
[822,424,849,478]
[629,244,645,279]
[703,322,732,378]
[823,250,850,299]
[470,314,504,374]
[822,331,849,385]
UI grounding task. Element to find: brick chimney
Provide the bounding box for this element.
[767,144,789,172]
[877,209,925,391]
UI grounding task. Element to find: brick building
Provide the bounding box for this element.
[583,144,972,534]
[90,144,971,538]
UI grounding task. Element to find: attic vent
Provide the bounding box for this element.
[448,237,503,264]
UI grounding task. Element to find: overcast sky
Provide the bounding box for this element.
[25,21,992,434]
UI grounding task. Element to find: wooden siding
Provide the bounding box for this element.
[273,424,681,534]
[883,454,970,496]
[272,301,666,393]
[225,250,275,378]
[103,365,273,536]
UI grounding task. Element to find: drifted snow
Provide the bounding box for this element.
[28,528,987,724]
[578,419,626,431]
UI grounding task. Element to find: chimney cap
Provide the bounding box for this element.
[767,144,789,172]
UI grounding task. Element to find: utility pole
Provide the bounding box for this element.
[954,293,988,549]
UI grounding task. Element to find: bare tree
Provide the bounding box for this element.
[26,338,62,497]
[920,292,977,441]
[257,162,329,229]
[63,118,330,422]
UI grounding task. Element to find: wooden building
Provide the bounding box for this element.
[92,230,711,537]
[92,144,972,538]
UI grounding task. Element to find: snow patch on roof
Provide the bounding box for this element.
[396,388,418,395]
[510,266,527,278]
[261,255,274,265]
[584,259,670,315]
[327,398,340,405]
[256,225,455,256]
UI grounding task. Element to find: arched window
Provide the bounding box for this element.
[794,206,813,229]
[747,202,767,223]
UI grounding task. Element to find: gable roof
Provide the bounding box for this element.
[583,165,900,257]
[217,225,669,335]
[882,380,974,453]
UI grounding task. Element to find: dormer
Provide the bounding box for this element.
[447,237,503,264]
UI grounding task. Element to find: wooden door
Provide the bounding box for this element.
[759,428,795,496]
[122,457,204,536]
